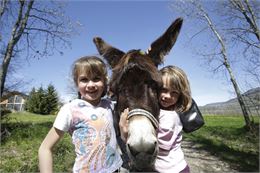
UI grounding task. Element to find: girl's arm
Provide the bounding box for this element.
[38,127,64,173]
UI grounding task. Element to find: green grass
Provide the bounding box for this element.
[184,115,259,172]
[1,112,75,172]
[1,112,259,172]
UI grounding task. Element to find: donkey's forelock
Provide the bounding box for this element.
[110,50,162,92]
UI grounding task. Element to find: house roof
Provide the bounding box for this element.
[1,91,28,102]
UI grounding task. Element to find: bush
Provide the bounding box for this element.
[1,108,12,116]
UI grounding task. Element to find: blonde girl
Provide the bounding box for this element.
[155,65,192,173]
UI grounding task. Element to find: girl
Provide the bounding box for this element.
[155,65,192,173]
[38,56,122,173]
[119,65,192,173]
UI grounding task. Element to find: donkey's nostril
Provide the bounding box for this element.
[147,142,157,155]
[147,147,155,155]
[128,144,139,157]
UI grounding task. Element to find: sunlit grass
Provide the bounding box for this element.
[6,111,56,123]
[184,115,259,172]
[1,112,259,172]
[1,112,74,172]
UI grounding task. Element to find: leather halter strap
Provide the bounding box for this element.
[128,108,159,129]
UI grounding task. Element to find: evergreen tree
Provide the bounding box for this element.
[25,84,59,115]
[37,86,46,114]
[45,84,59,115]
[25,87,37,112]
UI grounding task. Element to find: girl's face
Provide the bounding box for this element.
[77,74,105,106]
[159,76,180,110]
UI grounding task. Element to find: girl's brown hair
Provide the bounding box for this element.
[160,65,192,112]
[72,56,108,97]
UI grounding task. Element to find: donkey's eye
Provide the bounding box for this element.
[124,88,129,93]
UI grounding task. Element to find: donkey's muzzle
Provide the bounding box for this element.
[126,111,158,170]
[127,142,158,170]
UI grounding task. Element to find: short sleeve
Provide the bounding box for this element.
[53,104,72,132]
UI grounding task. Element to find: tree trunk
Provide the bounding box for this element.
[0,43,13,96]
[0,0,34,97]
[224,58,253,129]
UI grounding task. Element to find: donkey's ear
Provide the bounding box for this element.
[146,18,183,67]
[93,37,125,68]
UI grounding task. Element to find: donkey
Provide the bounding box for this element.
[93,18,183,171]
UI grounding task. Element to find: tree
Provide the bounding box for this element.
[25,86,45,114]
[220,0,260,87]
[36,86,47,114]
[172,0,255,130]
[223,0,260,45]
[0,0,80,96]
[24,87,37,113]
[44,84,59,115]
[25,84,59,115]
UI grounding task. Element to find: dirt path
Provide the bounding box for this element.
[182,139,238,173]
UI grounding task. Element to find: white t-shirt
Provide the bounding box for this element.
[154,109,188,173]
[54,98,122,173]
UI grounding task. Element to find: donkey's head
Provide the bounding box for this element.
[93,18,183,170]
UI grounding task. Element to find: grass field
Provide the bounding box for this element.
[1,112,259,172]
[183,115,259,172]
[1,112,75,172]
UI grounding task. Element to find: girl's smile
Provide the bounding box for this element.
[77,75,105,106]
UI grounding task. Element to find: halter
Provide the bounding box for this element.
[127,109,159,129]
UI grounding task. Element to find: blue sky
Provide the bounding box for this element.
[19,1,239,106]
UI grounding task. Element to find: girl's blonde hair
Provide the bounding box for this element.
[72,56,108,97]
[160,65,192,112]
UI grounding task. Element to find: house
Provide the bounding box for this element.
[0,91,28,111]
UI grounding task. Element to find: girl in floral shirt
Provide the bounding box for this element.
[39,56,122,173]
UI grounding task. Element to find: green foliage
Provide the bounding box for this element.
[24,87,37,113]
[1,109,12,139]
[1,108,11,117]
[25,84,59,115]
[45,84,59,115]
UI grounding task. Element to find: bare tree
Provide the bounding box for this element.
[0,0,80,96]
[220,0,260,88]
[225,0,260,44]
[172,0,254,130]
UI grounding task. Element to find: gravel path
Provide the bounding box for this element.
[182,139,238,173]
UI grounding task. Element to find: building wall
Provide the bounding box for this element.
[0,95,26,111]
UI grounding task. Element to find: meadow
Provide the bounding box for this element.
[183,115,259,172]
[1,112,259,172]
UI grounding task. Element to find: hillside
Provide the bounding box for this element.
[199,87,260,115]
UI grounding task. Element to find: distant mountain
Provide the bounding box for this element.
[199,87,260,115]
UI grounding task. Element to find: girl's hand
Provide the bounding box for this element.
[119,108,129,142]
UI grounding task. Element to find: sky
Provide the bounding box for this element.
[18,1,241,106]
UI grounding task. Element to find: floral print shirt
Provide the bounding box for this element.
[54,99,122,173]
